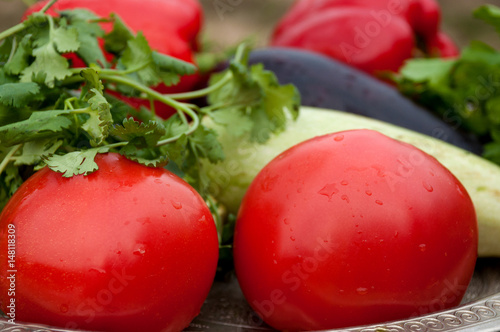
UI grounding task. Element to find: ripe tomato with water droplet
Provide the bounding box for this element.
[233,129,477,331]
[0,153,219,332]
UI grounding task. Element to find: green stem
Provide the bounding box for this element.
[0,0,58,42]
[0,145,22,176]
[164,43,249,101]
[165,72,232,100]
[99,74,200,145]
[40,0,59,13]
[0,23,27,42]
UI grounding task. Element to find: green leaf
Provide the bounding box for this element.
[209,108,253,137]
[152,52,197,86]
[189,125,225,164]
[120,32,160,86]
[4,34,33,75]
[0,82,40,108]
[474,4,500,34]
[52,19,80,53]
[45,146,110,177]
[110,118,166,147]
[14,139,63,166]
[81,68,104,93]
[20,40,73,87]
[103,13,134,55]
[81,86,113,146]
[207,61,300,143]
[60,9,107,66]
[399,58,456,88]
[0,110,72,146]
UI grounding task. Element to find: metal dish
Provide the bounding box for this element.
[2,258,499,332]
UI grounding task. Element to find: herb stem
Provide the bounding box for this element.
[0,23,27,42]
[40,0,59,13]
[164,43,249,101]
[100,73,200,144]
[0,0,58,42]
[0,145,22,177]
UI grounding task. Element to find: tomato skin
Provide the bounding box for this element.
[233,130,477,331]
[0,153,219,332]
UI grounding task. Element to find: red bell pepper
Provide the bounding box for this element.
[23,0,203,118]
[271,0,458,76]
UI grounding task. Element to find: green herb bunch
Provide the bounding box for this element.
[0,0,300,210]
[396,4,500,164]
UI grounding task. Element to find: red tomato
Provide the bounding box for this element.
[0,153,219,332]
[233,130,478,331]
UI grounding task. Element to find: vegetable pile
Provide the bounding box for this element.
[0,0,499,331]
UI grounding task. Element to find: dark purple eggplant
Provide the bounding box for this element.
[247,47,482,154]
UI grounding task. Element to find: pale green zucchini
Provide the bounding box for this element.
[204,106,500,257]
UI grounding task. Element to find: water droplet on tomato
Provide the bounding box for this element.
[88,267,106,274]
[273,260,278,265]
[283,218,290,225]
[133,245,146,256]
[297,187,303,194]
[375,200,383,206]
[199,215,207,223]
[356,287,368,295]
[290,236,296,241]
[419,244,427,252]
[334,134,344,142]
[60,304,69,313]
[365,190,372,196]
[394,231,399,238]
[341,195,350,203]
[318,183,338,200]
[154,178,162,184]
[171,201,182,209]
[341,180,348,186]
[456,184,465,197]
[422,181,433,192]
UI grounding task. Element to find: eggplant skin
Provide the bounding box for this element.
[248,47,482,154]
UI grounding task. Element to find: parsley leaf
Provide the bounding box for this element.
[396,4,500,165]
[0,82,40,108]
[0,110,72,146]
[110,118,166,147]
[44,146,110,177]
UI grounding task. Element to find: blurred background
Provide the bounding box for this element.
[1,0,499,53]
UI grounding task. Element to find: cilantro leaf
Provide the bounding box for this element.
[44,147,110,177]
[0,82,40,108]
[119,32,160,86]
[81,89,113,146]
[21,38,73,87]
[0,110,72,146]
[52,19,80,53]
[103,13,134,55]
[208,60,300,143]
[4,34,33,75]
[14,139,63,166]
[60,9,107,67]
[110,118,166,147]
[474,4,500,34]
[152,52,197,86]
